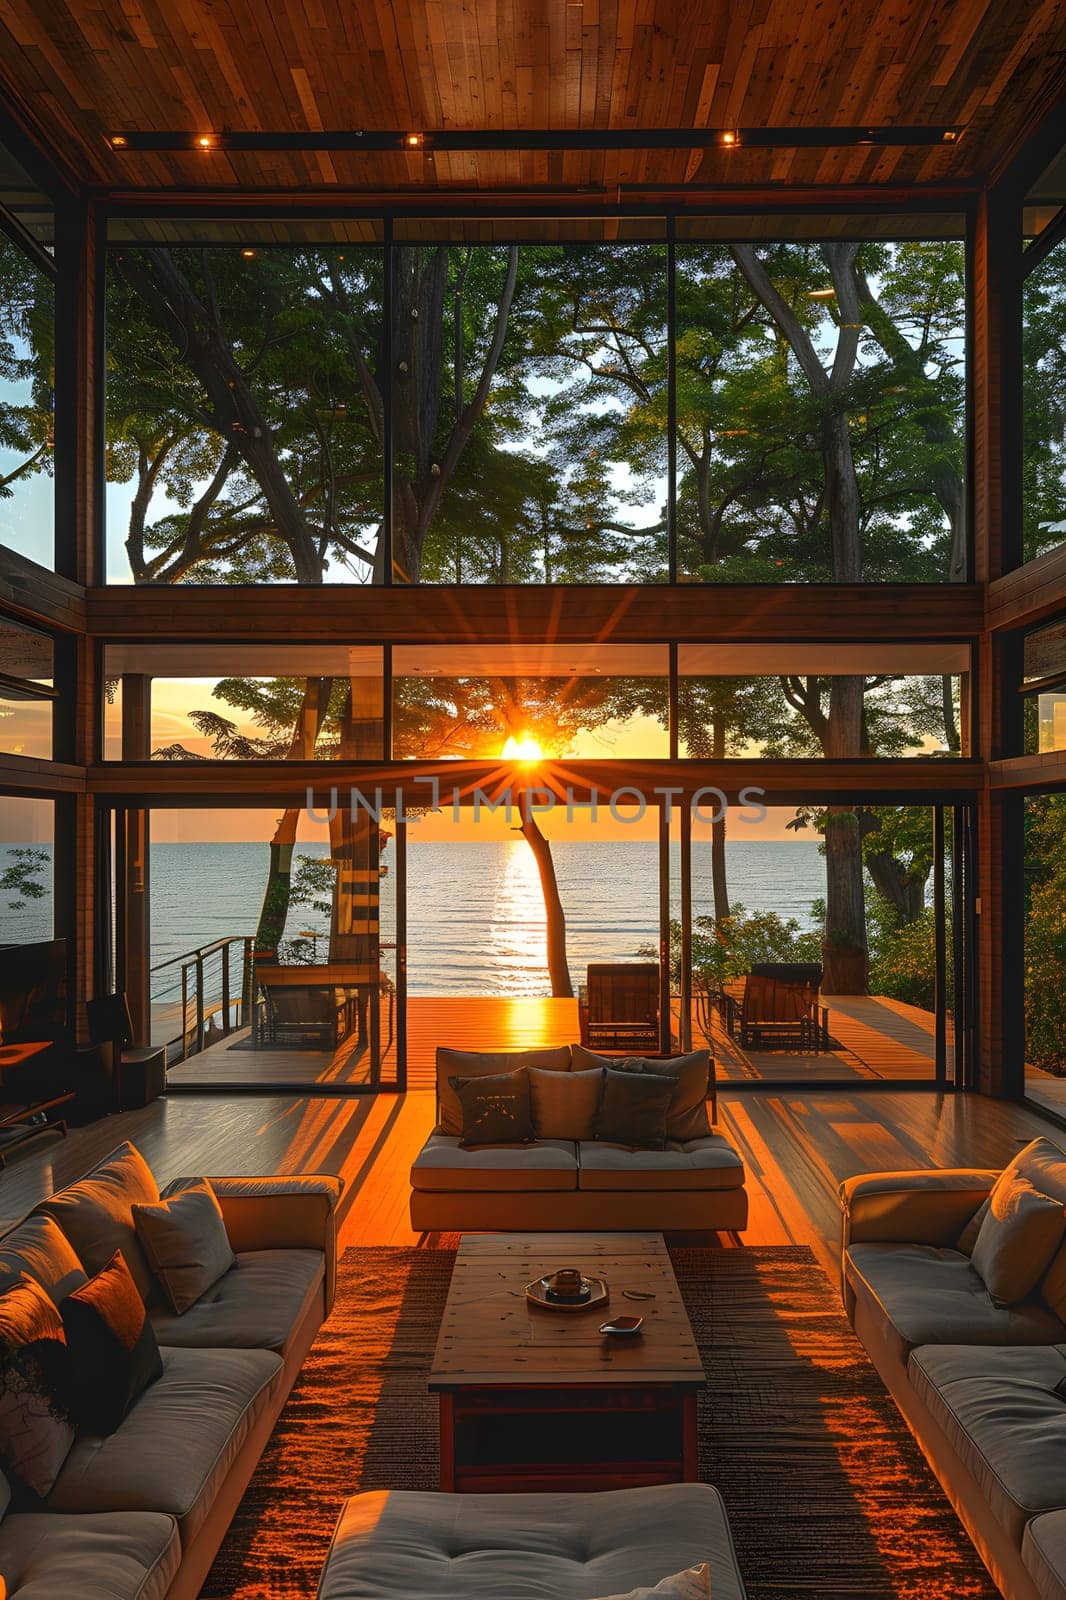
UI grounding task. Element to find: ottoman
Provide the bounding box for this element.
[315,1483,747,1599]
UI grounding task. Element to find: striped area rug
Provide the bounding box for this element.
[201,1244,997,1600]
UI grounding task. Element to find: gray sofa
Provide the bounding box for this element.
[0,1142,342,1600]
[315,1483,748,1599]
[410,1045,747,1234]
[840,1135,1066,1600]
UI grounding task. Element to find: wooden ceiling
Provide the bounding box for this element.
[0,0,1064,201]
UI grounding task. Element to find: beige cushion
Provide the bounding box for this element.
[316,1483,746,1600]
[971,1170,1065,1306]
[595,1567,710,1600]
[437,1048,571,1136]
[410,1134,578,1193]
[0,1509,179,1600]
[36,1143,159,1302]
[1023,1510,1066,1600]
[132,1179,236,1314]
[571,1048,712,1141]
[909,1343,1066,1547]
[577,1137,744,1192]
[844,1243,1066,1371]
[149,1248,322,1353]
[529,1067,603,1141]
[957,1137,1066,1315]
[0,1215,87,1305]
[47,1344,282,1548]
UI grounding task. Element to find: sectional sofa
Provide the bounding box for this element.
[840,1135,1066,1600]
[410,1044,748,1233]
[0,1142,342,1600]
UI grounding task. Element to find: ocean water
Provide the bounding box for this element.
[0,839,826,1000]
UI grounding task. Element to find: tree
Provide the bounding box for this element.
[1024,794,1066,1074]
[0,847,49,911]
[0,240,54,544]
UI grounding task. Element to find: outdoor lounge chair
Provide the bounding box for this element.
[578,961,662,1054]
[738,962,829,1051]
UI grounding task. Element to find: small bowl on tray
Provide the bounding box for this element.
[525,1270,609,1312]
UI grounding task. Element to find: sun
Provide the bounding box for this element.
[501,733,544,763]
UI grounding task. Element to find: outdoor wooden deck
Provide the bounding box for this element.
[164,990,940,1089]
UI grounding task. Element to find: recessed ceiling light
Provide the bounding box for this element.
[109,134,128,148]
[719,130,739,147]
[241,248,256,259]
[404,132,425,148]
[197,134,214,150]
[942,129,959,143]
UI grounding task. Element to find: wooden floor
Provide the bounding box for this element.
[1,1087,1057,1283]
[166,991,940,1089]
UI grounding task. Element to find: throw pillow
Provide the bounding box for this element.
[59,1250,163,1435]
[0,1274,74,1499]
[437,1046,571,1136]
[592,1564,711,1600]
[529,1066,603,1140]
[449,1068,536,1148]
[0,1214,88,1305]
[37,1142,159,1302]
[132,1179,236,1315]
[593,1067,674,1150]
[572,1046,713,1139]
[971,1170,1066,1306]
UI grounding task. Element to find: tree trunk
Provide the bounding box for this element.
[710,720,730,920]
[253,675,333,953]
[519,801,573,999]
[865,850,928,925]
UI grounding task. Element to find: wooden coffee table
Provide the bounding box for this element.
[429,1232,705,1493]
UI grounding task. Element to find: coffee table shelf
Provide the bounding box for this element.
[429,1232,705,1493]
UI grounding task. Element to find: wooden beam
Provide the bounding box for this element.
[0,551,86,632]
[86,582,984,644]
[990,749,1066,791]
[0,755,85,793]
[85,756,984,808]
[988,543,1066,634]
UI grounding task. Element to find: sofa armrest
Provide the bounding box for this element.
[840,1168,997,1251]
[161,1173,343,1314]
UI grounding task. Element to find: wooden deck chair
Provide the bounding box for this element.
[579,961,662,1054]
[738,962,828,1051]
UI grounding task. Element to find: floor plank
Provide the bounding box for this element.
[1,1088,1057,1285]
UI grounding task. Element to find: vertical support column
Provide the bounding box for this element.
[972,182,1024,1096]
[54,195,103,1032]
[120,674,151,1039]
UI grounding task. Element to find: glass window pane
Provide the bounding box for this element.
[674,238,966,582]
[105,243,384,584]
[0,229,55,570]
[103,644,384,760]
[1024,793,1066,1114]
[1024,228,1066,563]
[391,242,668,584]
[0,795,53,944]
[392,644,669,759]
[1022,615,1066,754]
[0,615,53,758]
[677,643,968,757]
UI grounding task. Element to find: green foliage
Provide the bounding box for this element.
[867,905,937,1012]
[0,846,49,910]
[657,902,821,989]
[1024,795,1066,1074]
